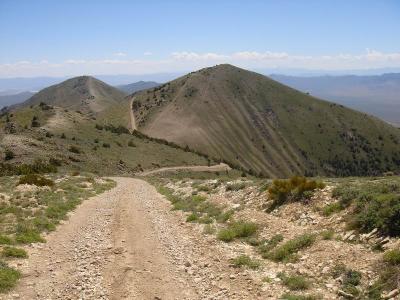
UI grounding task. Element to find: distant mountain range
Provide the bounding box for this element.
[0,91,35,108]
[270,73,400,127]
[117,81,160,94]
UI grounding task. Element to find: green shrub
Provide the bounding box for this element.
[15,224,45,244]
[32,217,56,232]
[2,247,27,258]
[331,264,362,297]
[4,150,14,161]
[231,255,260,269]
[259,234,284,258]
[217,221,258,242]
[49,157,62,166]
[0,159,56,176]
[198,216,213,224]
[69,145,81,154]
[0,235,12,245]
[0,261,21,292]
[197,185,211,192]
[383,249,400,265]
[332,184,359,207]
[31,116,40,127]
[203,224,216,235]
[322,202,343,216]
[216,210,234,223]
[259,182,270,193]
[102,143,111,148]
[278,273,310,290]
[342,269,362,287]
[266,234,316,262]
[226,182,246,191]
[333,180,400,237]
[18,174,54,187]
[267,176,325,211]
[217,228,237,242]
[186,213,199,222]
[321,229,334,240]
[367,265,399,298]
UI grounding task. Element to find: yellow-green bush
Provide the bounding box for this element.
[18,174,54,187]
[267,176,325,211]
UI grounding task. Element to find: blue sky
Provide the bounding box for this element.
[0,0,399,77]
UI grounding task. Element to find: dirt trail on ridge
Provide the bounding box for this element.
[4,177,261,300]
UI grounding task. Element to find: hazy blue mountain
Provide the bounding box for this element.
[0,73,178,92]
[0,91,36,108]
[116,81,160,94]
[270,73,400,127]
[0,77,66,92]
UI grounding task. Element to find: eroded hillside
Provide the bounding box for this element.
[131,64,400,177]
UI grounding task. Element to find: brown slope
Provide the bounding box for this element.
[130,64,400,177]
[23,76,130,126]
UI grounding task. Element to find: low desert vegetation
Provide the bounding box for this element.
[4,150,14,161]
[333,177,400,236]
[264,233,316,262]
[0,236,12,245]
[18,174,54,187]
[321,202,342,216]
[278,272,310,290]
[267,176,325,211]
[225,182,246,191]
[149,173,400,298]
[383,248,400,265]
[217,221,258,242]
[0,159,57,176]
[155,185,233,225]
[231,255,260,269]
[0,175,115,246]
[320,229,335,240]
[203,224,216,235]
[365,249,400,298]
[0,173,115,292]
[68,145,81,154]
[1,247,28,258]
[258,234,284,258]
[0,261,20,292]
[330,264,363,297]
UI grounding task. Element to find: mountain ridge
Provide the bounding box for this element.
[21,76,131,127]
[131,64,400,177]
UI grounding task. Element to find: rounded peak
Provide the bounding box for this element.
[194,64,250,76]
[66,75,96,82]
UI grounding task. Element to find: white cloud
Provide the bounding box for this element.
[65,59,87,64]
[143,51,153,56]
[171,51,228,61]
[2,49,400,77]
[114,52,127,57]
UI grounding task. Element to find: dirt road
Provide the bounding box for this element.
[5,177,262,300]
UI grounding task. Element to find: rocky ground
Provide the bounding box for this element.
[158,176,400,299]
[2,175,399,299]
